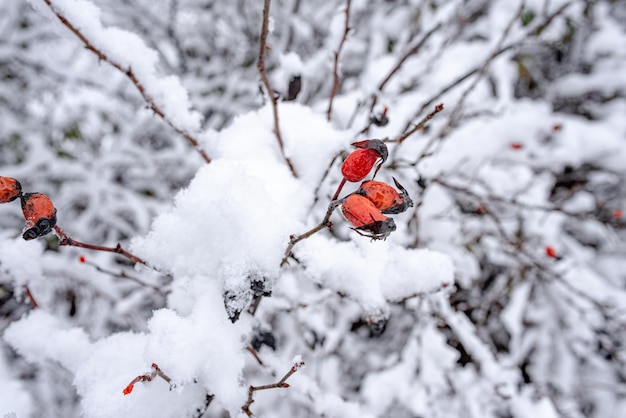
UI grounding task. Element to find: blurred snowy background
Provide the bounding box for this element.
[1,0,626,417]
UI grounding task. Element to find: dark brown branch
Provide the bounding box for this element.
[385,103,444,144]
[242,359,305,416]
[42,0,210,163]
[257,0,299,178]
[246,346,265,366]
[532,1,573,36]
[377,23,443,93]
[122,363,173,395]
[281,178,347,266]
[24,286,39,308]
[327,0,352,122]
[442,1,524,136]
[54,226,148,266]
[402,1,573,135]
[365,23,443,123]
[80,256,166,294]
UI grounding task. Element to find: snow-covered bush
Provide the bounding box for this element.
[2,0,626,417]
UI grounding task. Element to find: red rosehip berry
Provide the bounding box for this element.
[341,194,396,240]
[545,245,559,259]
[0,176,22,203]
[356,177,414,215]
[341,139,388,182]
[21,192,57,240]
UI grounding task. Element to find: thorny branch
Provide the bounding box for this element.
[54,226,148,266]
[327,0,352,122]
[257,0,299,178]
[242,359,305,416]
[42,0,211,164]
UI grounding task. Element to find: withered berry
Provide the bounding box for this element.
[357,177,414,215]
[0,176,22,203]
[21,193,57,240]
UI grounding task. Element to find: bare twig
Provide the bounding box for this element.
[309,151,344,210]
[364,23,443,124]
[246,346,265,366]
[24,286,39,308]
[327,0,352,122]
[257,0,299,178]
[281,178,347,266]
[442,1,525,136]
[79,256,166,294]
[122,363,174,395]
[242,359,305,416]
[390,4,522,165]
[42,0,211,163]
[402,0,573,136]
[385,103,444,144]
[378,23,442,94]
[54,226,148,266]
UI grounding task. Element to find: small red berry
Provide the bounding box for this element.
[545,246,558,259]
[510,142,523,150]
[341,140,388,182]
[553,123,562,132]
[21,193,57,240]
[0,176,22,203]
[78,255,87,263]
[613,210,623,219]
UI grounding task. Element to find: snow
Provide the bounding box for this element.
[0,350,33,418]
[3,0,626,416]
[29,0,203,134]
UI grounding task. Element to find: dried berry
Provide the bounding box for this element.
[21,192,57,240]
[369,107,389,127]
[341,139,388,182]
[285,75,302,101]
[341,194,396,240]
[357,177,414,215]
[0,176,22,203]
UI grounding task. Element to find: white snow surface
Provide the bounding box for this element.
[5,0,625,416]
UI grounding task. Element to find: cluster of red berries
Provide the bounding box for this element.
[0,176,57,240]
[337,140,413,240]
